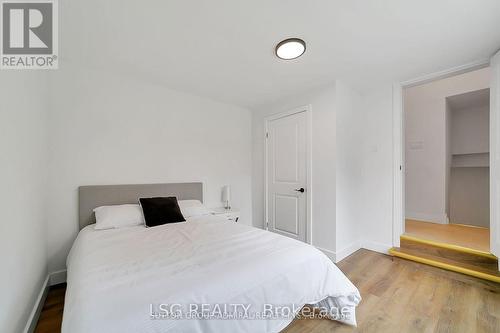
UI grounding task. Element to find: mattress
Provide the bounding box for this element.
[62,215,361,333]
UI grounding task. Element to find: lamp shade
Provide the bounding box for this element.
[221,185,231,203]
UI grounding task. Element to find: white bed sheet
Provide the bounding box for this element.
[62,215,361,333]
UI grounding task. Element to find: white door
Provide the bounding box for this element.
[490,50,500,260]
[266,110,308,242]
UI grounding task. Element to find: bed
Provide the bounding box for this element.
[62,183,361,333]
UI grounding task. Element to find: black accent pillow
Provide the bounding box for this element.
[139,197,186,227]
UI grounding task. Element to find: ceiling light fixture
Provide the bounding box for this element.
[275,38,306,60]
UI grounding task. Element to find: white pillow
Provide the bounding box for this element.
[178,200,210,218]
[94,204,145,230]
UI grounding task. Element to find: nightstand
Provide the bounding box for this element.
[211,207,240,222]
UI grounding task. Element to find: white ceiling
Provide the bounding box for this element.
[62,0,500,109]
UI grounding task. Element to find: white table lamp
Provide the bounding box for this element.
[221,185,231,210]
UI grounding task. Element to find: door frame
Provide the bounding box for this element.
[392,59,491,248]
[264,105,312,244]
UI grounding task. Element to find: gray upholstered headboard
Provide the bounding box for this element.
[78,182,203,230]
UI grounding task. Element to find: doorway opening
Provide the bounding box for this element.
[390,63,500,283]
[403,68,490,252]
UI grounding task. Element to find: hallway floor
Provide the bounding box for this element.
[405,219,490,253]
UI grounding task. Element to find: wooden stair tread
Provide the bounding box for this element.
[400,235,498,271]
[390,247,500,283]
[401,234,496,260]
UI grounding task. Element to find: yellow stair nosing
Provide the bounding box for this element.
[400,234,497,260]
[389,248,500,284]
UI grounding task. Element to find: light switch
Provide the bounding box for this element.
[409,141,424,150]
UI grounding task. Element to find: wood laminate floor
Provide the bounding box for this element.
[35,249,500,333]
[405,219,490,252]
[34,283,65,333]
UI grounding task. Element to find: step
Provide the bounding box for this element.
[389,247,500,283]
[400,234,498,272]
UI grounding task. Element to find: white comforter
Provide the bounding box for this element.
[62,215,361,333]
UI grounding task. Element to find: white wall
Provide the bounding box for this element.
[450,167,489,227]
[448,92,490,227]
[252,81,363,260]
[356,68,492,253]
[335,81,363,259]
[0,72,48,333]
[46,64,252,272]
[404,68,490,224]
[356,85,395,253]
[451,105,489,155]
[445,99,452,218]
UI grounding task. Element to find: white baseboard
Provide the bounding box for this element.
[316,241,361,263]
[23,276,49,333]
[316,246,337,262]
[23,269,67,333]
[49,269,67,286]
[335,241,362,262]
[406,211,448,224]
[361,240,392,254]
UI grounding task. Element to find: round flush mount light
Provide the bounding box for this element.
[275,38,306,60]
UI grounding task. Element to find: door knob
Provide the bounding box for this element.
[294,188,305,193]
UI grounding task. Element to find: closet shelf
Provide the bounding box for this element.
[451,151,489,156]
[451,152,489,168]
